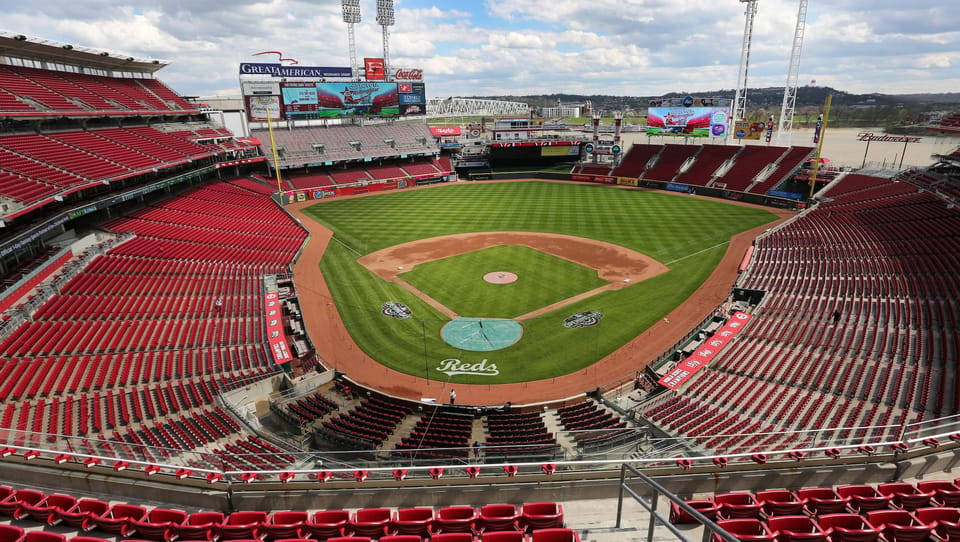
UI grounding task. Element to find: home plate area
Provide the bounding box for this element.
[440,317,524,351]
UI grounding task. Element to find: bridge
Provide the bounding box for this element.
[426,97,529,119]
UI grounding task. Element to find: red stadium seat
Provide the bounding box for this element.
[21,493,77,525]
[175,511,224,541]
[435,506,477,534]
[482,531,528,542]
[57,499,110,532]
[711,519,777,542]
[917,480,960,507]
[669,499,718,525]
[478,505,520,533]
[0,489,45,519]
[326,538,372,542]
[349,509,391,539]
[530,528,581,542]
[521,502,564,531]
[305,510,349,540]
[756,489,807,516]
[432,534,475,542]
[391,507,434,537]
[766,516,830,542]
[128,508,188,541]
[865,510,934,542]
[797,487,849,515]
[715,493,762,519]
[22,533,65,542]
[836,485,892,512]
[878,483,934,511]
[90,503,147,536]
[817,514,881,542]
[915,507,960,541]
[262,511,308,540]
[380,536,423,542]
[0,525,24,542]
[220,511,267,540]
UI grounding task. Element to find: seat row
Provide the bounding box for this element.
[0,487,568,541]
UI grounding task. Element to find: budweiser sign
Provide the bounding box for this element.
[857,132,922,143]
[394,68,423,80]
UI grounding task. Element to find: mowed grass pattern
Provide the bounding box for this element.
[399,245,608,318]
[304,181,777,384]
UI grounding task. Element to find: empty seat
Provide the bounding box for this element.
[305,510,349,540]
[220,511,267,540]
[864,510,934,542]
[90,503,147,535]
[22,533,65,542]
[716,493,762,519]
[756,489,807,517]
[798,487,850,515]
[817,514,881,542]
[175,511,224,541]
[917,481,960,507]
[432,534,475,542]
[483,531,528,542]
[915,507,960,541]
[263,511,308,540]
[767,515,830,542]
[0,525,24,542]
[21,493,77,525]
[326,537,372,542]
[380,536,424,542]
[391,507,434,537]
[521,502,563,531]
[670,499,719,525]
[712,518,777,542]
[0,489,45,520]
[128,508,188,541]
[349,508,391,539]
[478,504,520,533]
[57,499,110,531]
[435,507,478,534]
[836,486,892,512]
[530,529,581,542]
[878,483,934,511]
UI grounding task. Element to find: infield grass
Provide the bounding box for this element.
[399,245,607,318]
[304,181,777,384]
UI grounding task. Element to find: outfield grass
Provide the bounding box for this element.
[304,181,777,384]
[399,245,607,318]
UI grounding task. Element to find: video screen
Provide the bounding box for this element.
[647,107,730,138]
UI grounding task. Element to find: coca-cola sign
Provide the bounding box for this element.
[394,68,423,80]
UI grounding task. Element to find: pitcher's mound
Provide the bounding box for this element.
[483,271,518,284]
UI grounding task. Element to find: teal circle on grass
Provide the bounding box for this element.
[441,317,523,352]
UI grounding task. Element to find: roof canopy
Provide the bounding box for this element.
[0,30,168,74]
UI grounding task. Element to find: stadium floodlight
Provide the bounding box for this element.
[341,0,361,23]
[376,0,395,26]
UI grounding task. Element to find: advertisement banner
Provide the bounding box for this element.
[399,93,426,105]
[430,126,461,137]
[364,57,386,80]
[540,145,578,157]
[647,107,730,138]
[617,177,639,186]
[393,67,424,80]
[264,292,293,364]
[658,312,752,389]
[281,82,399,118]
[734,120,766,140]
[241,81,280,96]
[246,95,282,121]
[400,104,425,116]
[240,63,352,78]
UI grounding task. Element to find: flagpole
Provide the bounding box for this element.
[265,106,285,202]
[808,94,832,203]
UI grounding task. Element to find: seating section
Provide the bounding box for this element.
[611,144,661,178]
[557,400,634,452]
[286,158,447,190]
[0,65,197,115]
[752,146,814,195]
[0,180,306,456]
[395,412,473,459]
[927,112,960,133]
[484,412,560,459]
[712,146,788,192]
[316,395,411,450]
[643,174,960,452]
[671,481,960,542]
[252,123,438,168]
[674,145,739,186]
[0,486,575,541]
[641,144,699,182]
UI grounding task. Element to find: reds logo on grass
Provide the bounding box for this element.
[381,301,412,319]
[563,311,603,328]
[436,358,500,377]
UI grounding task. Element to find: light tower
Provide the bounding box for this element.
[376,0,395,80]
[732,0,758,124]
[341,0,361,80]
[776,0,808,144]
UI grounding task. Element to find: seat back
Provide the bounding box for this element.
[436,506,477,533]
[482,531,527,542]
[0,524,24,542]
[531,528,581,542]
[432,534,475,542]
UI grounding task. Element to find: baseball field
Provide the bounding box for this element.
[300,181,778,385]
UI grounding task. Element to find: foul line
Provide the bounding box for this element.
[332,236,362,257]
[664,240,730,267]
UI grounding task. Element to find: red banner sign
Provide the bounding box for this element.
[264,292,293,364]
[364,57,386,80]
[658,311,752,389]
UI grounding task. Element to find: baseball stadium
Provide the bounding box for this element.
[1,2,960,541]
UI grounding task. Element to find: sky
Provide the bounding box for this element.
[1,0,958,100]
